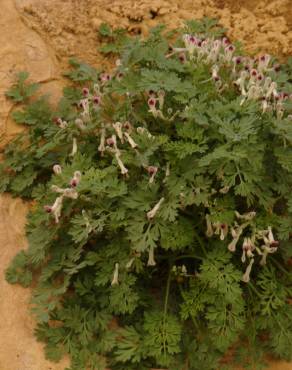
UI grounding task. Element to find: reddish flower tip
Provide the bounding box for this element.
[228,45,235,52]
[70,179,77,187]
[257,74,263,81]
[251,69,258,77]
[260,55,266,62]
[93,96,101,105]
[148,98,156,107]
[82,87,89,96]
[235,57,242,64]
[106,137,115,146]
[274,64,281,72]
[44,205,52,213]
[147,166,157,175]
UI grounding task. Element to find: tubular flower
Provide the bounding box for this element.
[147,245,156,266]
[98,128,106,155]
[124,132,138,149]
[111,263,119,286]
[242,258,254,283]
[228,227,243,252]
[70,171,82,187]
[147,197,165,220]
[113,122,124,143]
[205,215,213,237]
[53,164,62,175]
[70,138,78,157]
[147,166,158,184]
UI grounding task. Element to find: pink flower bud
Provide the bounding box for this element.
[82,87,89,96]
[93,95,101,105]
[106,137,115,146]
[179,53,186,63]
[44,205,52,213]
[274,64,281,72]
[147,166,158,175]
[250,69,258,77]
[148,98,156,107]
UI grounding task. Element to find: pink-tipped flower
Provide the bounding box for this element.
[235,56,242,64]
[227,45,235,52]
[147,166,158,175]
[82,87,89,96]
[116,72,124,81]
[274,64,281,72]
[223,37,230,46]
[179,52,187,63]
[123,121,132,131]
[93,95,101,105]
[100,73,111,83]
[106,137,115,146]
[70,171,81,188]
[257,73,263,82]
[148,98,156,107]
[250,69,258,77]
[44,205,52,213]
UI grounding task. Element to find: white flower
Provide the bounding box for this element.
[53,164,62,175]
[70,171,82,187]
[51,196,64,224]
[70,138,78,157]
[228,227,242,252]
[111,263,119,286]
[75,118,86,130]
[126,258,135,269]
[147,197,165,220]
[205,215,213,237]
[113,122,124,143]
[124,132,138,149]
[147,245,156,266]
[98,128,106,155]
[115,153,128,175]
[242,258,254,283]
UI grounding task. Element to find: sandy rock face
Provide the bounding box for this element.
[0,1,291,369]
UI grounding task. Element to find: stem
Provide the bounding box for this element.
[193,229,207,256]
[248,282,261,298]
[271,257,291,279]
[175,254,203,261]
[162,261,173,358]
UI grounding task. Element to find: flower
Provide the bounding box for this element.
[115,152,128,175]
[113,122,124,143]
[205,215,213,237]
[70,171,82,187]
[147,197,165,220]
[242,258,254,283]
[111,263,119,286]
[70,138,78,157]
[147,166,158,184]
[98,128,106,155]
[147,245,156,266]
[45,196,64,224]
[124,132,138,149]
[82,87,89,96]
[93,95,101,105]
[228,227,242,252]
[75,118,85,130]
[53,164,62,175]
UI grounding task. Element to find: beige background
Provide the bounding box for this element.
[0,0,291,369]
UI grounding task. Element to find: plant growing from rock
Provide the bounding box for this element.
[1,18,292,370]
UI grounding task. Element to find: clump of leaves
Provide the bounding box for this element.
[2,18,292,370]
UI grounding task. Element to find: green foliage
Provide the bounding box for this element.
[5,71,39,102]
[2,19,292,370]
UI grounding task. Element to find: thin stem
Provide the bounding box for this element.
[248,282,261,298]
[162,262,173,358]
[175,254,203,261]
[271,256,291,279]
[193,229,207,256]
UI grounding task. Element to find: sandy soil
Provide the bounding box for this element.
[0,0,291,369]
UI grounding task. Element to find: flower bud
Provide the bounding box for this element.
[53,164,62,175]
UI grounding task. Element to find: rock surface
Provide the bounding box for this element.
[0,0,291,369]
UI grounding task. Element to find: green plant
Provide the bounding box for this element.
[2,18,292,370]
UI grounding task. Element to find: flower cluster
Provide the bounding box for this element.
[206,211,279,282]
[172,33,292,115]
[44,166,81,223]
